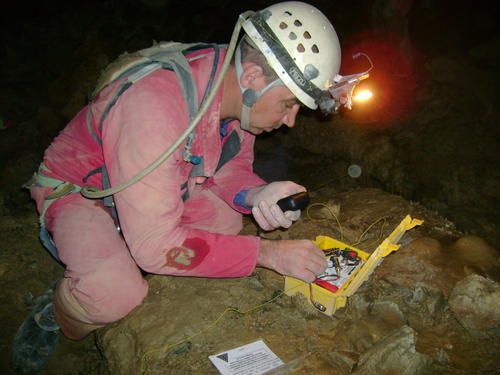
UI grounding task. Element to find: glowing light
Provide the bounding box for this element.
[353,89,373,102]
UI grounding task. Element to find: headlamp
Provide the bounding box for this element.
[353,89,373,102]
[320,53,374,114]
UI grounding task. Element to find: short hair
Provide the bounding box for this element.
[237,36,279,84]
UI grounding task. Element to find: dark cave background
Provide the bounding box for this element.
[1,0,498,245]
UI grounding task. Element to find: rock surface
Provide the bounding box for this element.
[352,326,434,375]
[448,274,500,338]
[95,188,499,374]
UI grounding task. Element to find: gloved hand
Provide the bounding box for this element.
[247,181,306,231]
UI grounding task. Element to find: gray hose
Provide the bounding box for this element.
[81,11,253,199]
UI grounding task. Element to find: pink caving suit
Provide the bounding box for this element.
[30,47,266,337]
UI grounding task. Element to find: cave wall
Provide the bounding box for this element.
[274,2,500,246]
[279,50,499,246]
[1,0,499,246]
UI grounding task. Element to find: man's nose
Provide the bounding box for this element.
[282,104,300,128]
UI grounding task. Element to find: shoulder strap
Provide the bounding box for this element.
[83,43,222,212]
[87,42,220,144]
[91,42,190,99]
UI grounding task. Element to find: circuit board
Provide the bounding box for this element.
[314,248,364,293]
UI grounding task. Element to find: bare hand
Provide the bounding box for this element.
[257,239,327,282]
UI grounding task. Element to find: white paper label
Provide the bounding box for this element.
[209,339,284,375]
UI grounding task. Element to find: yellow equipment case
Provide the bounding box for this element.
[284,215,423,315]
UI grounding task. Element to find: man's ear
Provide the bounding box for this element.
[240,63,266,90]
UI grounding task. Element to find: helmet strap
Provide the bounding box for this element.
[235,40,283,130]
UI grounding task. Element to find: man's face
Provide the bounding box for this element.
[242,85,301,135]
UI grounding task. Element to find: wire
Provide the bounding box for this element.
[352,52,374,72]
[306,202,344,242]
[305,201,388,250]
[140,283,303,374]
[351,216,387,248]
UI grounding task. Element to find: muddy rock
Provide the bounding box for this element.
[331,299,408,355]
[325,350,359,375]
[449,236,500,279]
[97,274,290,375]
[375,237,464,297]
[374,232,500,299]
[448,274,500,338]
[352,325,435,375]
[351,279,447,332]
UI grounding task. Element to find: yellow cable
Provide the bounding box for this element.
[351,216,387,247]
[305,201,387,249]
[306,202,344,242]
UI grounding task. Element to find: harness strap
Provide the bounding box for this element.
[31,164,82,223]
[88,45,205,144]
[215,130,242,172]
[86,102,100,145]
[101,166,121,232]
[98,81,133,136]
[24,164,83,262]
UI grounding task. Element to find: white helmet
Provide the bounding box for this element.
[242,1,341,110]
